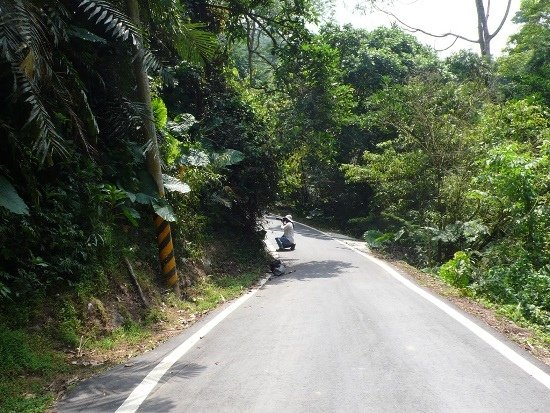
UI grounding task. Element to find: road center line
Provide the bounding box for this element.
[116,276,270,413]
[297,220,550,391]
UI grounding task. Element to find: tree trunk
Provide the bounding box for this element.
[126,0,164,195]
[246,18,255,85]
[474,0,492,58]
[126,0,179,292]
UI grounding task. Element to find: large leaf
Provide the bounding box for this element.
[152,199,177,222]
[363,229,393,248]
[213,149,245,167]
[179,149,210,167]
[163,174,191,194]
[0,175,29,215]
[167,113,196,138]
[138,170,160,196]
[121,206,140,227]
[134,192,154,205]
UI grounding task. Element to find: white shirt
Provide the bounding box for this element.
[281,221,295,243]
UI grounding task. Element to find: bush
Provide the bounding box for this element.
[439,251,473,288]
[475,261,550,328]
[347,217,372,237]
[363,229,394,249]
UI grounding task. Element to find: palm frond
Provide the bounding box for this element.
[142,48,162,73]
[76,0,139,46]
[176,22,218,66]
[0,2,68,162]
[41,1,70,45]
[15,68,67,162]
[9,0,55,79]
[99,98,149,142]
[145,0,217,66]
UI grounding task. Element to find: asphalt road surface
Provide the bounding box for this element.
[58,217,550,412]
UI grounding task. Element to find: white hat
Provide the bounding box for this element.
[284,214,293,222]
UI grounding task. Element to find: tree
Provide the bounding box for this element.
[370,0,513,59]
[342,74,485,263]
[276,38,356,211]
[445,50,493,82]
[0,0,218,297]
[498,0,550,103]
[468,99,550,265]
[126,0,180,289]
[321,24,439,103]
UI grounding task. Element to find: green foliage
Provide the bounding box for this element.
[77,0,139,44]
[499,0,550,103]
[90,321,149,351]
[321,24,439,101]
[346,216,373,237]
[0,325,65,412]
[144,308,167,326]
[152,97,168,130]
[439,251,473,288]
[363,229,395,249]
[58,302,82,346]
[146,2,218,66]
[0,327,59,375]
[475,261,550,327]
[445,50,492,83]
[468,100,549,266]
[342,74,485,264]
[276,36,357,211]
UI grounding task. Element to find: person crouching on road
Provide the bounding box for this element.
[275,215,296,251]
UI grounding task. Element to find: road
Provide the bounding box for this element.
[58,217,550,412]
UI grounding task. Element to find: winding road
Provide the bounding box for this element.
[58,217,550,412]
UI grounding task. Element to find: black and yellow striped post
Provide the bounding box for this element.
[126,0,180,290]
[154,215,178,288]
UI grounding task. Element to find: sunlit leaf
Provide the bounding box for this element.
[167,114,196,137]
[179,149,210,166]
[212,149,245,167]
[152,199,177,222]
[163,174,191,194]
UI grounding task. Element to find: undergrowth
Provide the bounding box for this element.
[177,271,260,314]
[0,233,269,413]
[0,327,67,413]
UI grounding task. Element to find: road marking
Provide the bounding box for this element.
[296,220,550,391]
[116,275,270,413]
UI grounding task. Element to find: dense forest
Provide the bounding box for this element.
[0,0,549,410]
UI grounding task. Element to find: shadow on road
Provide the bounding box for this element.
[140,397,177,412]
[58,360,207,412]
[269,259,356,283]
[165,362,207,380]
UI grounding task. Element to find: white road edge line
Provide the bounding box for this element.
[116,275,271,413]
[296,220,550,391]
